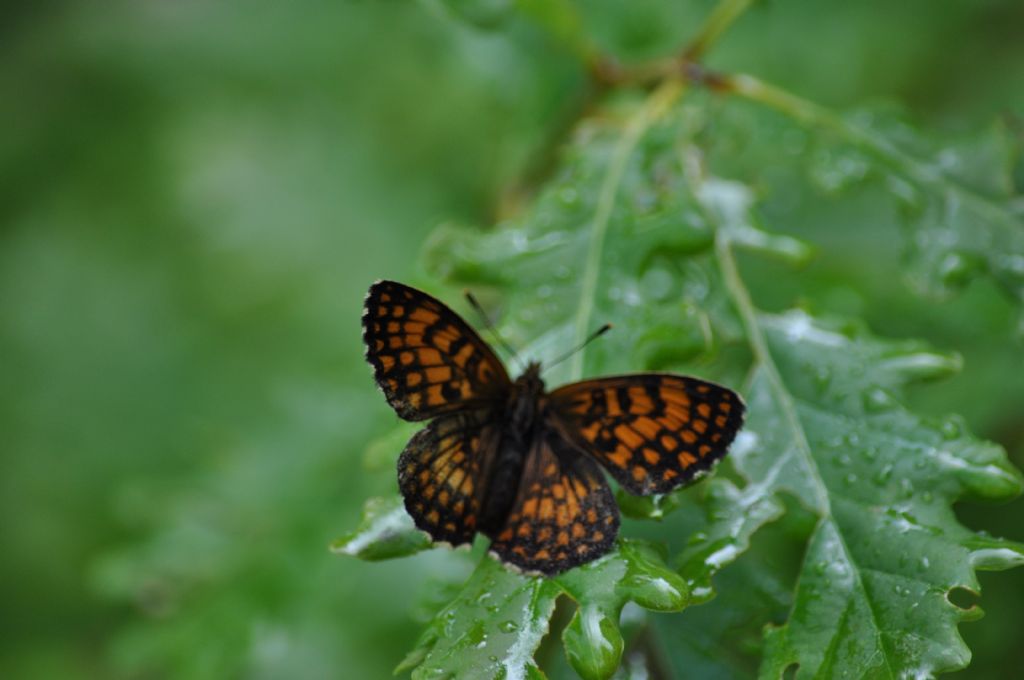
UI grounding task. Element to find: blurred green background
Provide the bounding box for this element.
[2,1,1022,677]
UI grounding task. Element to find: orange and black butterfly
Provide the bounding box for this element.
[363,280,745,575]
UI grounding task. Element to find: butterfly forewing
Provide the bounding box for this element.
[549,374,745,495]
[487,433,618,575]
[398,410,498,547]
[363,280,511,420]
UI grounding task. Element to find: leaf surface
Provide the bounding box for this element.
[345,88,710,679]
[340,89,1024,679]
[799,105,1024,308]
[747,313,1023,678]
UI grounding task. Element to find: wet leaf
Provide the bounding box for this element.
[557,540,688,679]
[680,307,1024,678]
[678,163,1023,677]
[422,86,743,388]
[345,90,716,679]
[331,496,431,561]
[340,86,1024,679]
[366,537,687,680]
[809,108,1024,307]
[394,557,560,680]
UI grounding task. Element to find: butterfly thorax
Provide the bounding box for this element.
[479,361,547,533]
[507,361,545,428]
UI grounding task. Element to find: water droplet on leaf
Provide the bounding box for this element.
[814,367,832,391]
[901,478,914,498]
[941,417,962,440]
[864,388,896,412]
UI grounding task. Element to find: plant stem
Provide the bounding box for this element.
[725,73,930,179]
[594,0,760,88]
[516,0,598,66]
[570,79,686,380]
[713,231,830,514]
[722,72,1021,232]
[714,230,899,670]
[684,0,757,60]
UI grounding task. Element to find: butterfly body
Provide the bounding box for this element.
[477,362,545,533]
[505,362,546,436]
[363,280,745,575]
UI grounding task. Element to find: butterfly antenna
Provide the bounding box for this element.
[464,290,520,367]
[545,323,613,371]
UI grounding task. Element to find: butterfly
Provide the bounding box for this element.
[362,280,745,575]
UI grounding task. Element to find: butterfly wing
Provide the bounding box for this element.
[363,280,512,421]
[548,374,745,495]
[398,410,499,547]
[487,432,618,575]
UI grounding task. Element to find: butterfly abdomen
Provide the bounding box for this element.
[479,364,547,533]
[479,440,526,533]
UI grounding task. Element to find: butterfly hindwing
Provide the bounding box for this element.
[488,432,619,575]
[363,280,511,421]
[398,410,497,547]
[549,374,745,495]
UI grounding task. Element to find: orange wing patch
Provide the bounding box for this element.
[363,280,511,421]
[549,374,745,495]
[487,434,618,575]
[398,411,496,547]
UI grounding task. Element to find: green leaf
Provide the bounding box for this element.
[383,539,687,680]
[331,496,432,561]
[674,161,1024,676]
[749,313,1024,678]
[809,107,1024,307]
[614,486,688,521]
[422,84,744,388]
[653,526,797,679]
[723,76,1024,313]
[341,84,1024,678]
[343,88,725,679]
[557,540,688,679]
[342,504,690,680]
[681,302,1024,677]
[394,556,559,680]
